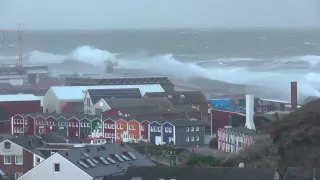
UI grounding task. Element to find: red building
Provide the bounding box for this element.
[45,115,57,133]
[103,118,116,143]
[68,117,80,138]
[0,137,44,180]
[211,109,245,132]
[0,94,41,133]
[23,114,35,136]
[140,120,150,142]
[35,115,46,135]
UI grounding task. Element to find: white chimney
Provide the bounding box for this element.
[245,94,256,130]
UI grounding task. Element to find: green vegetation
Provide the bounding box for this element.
[186,155,219,166]
[209,137,218,149]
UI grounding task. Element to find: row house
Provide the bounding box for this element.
[217,127,257,153]
[10,113,205,146]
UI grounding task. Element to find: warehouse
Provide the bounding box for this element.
[43,84,165,113]
[0,94,42,133]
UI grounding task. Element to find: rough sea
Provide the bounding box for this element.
[0,29,320,101]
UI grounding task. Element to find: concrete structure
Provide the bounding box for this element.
[245,94,256,130]
[291,82,298,111]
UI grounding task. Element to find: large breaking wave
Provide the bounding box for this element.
[1,45,320,99]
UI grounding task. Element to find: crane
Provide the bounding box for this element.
[0,24,23,66]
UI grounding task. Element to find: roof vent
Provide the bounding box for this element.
[65,152,69,156]
[239,162,244,168]
[101,145,106,150]
[86,147,91,153]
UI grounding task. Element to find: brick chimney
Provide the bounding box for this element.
[291,82,297,110]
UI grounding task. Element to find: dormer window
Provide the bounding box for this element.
[4,142,11,150]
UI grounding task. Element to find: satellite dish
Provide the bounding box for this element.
[239,162,244,168]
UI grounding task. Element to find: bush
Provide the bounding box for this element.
[186,155,219,166]
[209,137,218,149]
[221,135,279,166]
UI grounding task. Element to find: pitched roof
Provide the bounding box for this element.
[7,136,45,157]
[283,167,320,180]
[144,91,208,104]
[105,97,173,109]
[58,143,155,178]
[115,166,278,180]
[63,102,84,113]
[0,94,41,102]
[88,88,142,104]
[49,85,164,100]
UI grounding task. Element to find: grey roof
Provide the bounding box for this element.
[112,166,279,180]
[283,167,320,180]
[58,143,155,178]
[105,97,173,108]
[88,88,142,104]
[7,136,45,157]
[144,91,208,104]
[223,127,258,136]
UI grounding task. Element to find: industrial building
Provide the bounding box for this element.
[43,84,165,113]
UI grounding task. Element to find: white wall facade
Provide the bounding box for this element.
[43,88,61,113]
[18,153,92,180]
[217,128,254,153]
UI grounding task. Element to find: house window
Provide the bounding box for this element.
[120,125,123,129]
[111,124,115,129]
[4,142,11,150]
[117,134,120,139]
[76,131,78,136]
[15,156,23,165]
[264,108,268,112]
[25,119,28,124]
[54,163,60,173]
[129,125,132,130]
[169,127,172,133]
[157,127,161,132]
[196,136,200,141]
[150,126,154,132]
[141,125,145,131]
[76,122,78,127]
[186,127,189,132]
[191,136,195,141]
[4,156,11,164]
[186,137,189,142]
[36,157,41,163]
[132,125,136,130]
[80,122,83,127]
[196,126,200,131]
[191,127,194,131]
[117,124,120,129]
[72,122,75,127]
[69,122,71,127]
[257,108,261,112]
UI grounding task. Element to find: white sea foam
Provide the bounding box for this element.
[2,45,320,98]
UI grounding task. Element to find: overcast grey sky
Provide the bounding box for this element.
[0,0,319,29]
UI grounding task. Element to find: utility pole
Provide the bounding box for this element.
[0,24,23,66]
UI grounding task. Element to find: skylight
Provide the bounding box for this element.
[82,152,90,158]
[78,161,90,168]
[114,154,125,162]
[91,158,99,164]
[121,155,131,161]
[86,159,97,167]
[99,157,110,165]
[106,157,116,164]
[127,152,137,160]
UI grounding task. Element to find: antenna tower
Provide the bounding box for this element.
[0,24,23,66]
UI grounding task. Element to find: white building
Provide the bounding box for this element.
[18,143,155,180]
[43,84,164,113]
[217,127,257,153]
